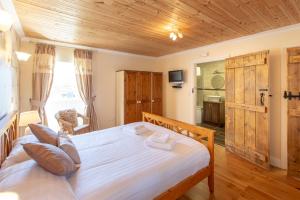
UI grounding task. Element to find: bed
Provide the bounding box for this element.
[0,112,214,200]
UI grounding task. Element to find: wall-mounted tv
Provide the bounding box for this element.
[168,70,183,83]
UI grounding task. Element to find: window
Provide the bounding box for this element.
[45,61,85,131]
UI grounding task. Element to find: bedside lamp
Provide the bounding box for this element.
[19,111,41,135]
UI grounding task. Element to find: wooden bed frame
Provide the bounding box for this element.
[0,111,214,199]
[143,112,215,199]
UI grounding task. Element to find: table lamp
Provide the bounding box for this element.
[19,110,41,134]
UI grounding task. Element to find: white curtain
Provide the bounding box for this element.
[31,44,55,125]
[74,49,98,131]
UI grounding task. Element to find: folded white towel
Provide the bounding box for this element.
[145,137,176,151]
[123,125,151,135]
[149,132,170,144]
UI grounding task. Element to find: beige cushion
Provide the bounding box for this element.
[23,142,77,176]
[29,124,58,146]
[58,133,81,165]
[58,109,78,127]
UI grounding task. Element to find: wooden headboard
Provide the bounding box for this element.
[0,112,18,166]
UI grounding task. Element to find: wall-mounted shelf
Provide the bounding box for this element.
[197,88,225,91]
[171,82,184,88]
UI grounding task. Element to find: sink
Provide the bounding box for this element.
[206,95,221,102]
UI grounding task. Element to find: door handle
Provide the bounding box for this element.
[259,88,268,106]
[136,100,142,104]
[151,100,155,103]
[260,93,265,106]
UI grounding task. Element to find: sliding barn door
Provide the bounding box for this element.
[287,48,300,179]
[225,51,270,168]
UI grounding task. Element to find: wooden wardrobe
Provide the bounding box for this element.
[116,70,162,125]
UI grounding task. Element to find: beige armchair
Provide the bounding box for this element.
[55,109,90,135]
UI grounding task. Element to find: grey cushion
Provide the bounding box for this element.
[58,133,81,165]
[23,142,77,177]
[29,124,58,146]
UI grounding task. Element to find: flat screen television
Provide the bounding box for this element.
[168,70,183,83]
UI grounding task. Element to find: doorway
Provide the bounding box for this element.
[195,60,225,146]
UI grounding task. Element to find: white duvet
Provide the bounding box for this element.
[69,122,210,200]
[0,160,78,200]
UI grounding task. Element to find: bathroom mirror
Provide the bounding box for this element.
[211,75,224,89]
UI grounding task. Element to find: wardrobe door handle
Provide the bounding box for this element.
[152,100,155,103]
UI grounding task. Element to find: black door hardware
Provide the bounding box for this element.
[260,93,265,105]
[259,89,268,92]
[283,91,300,100]
[259,89,268,106]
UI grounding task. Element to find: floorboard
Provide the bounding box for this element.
[179,145,300,200]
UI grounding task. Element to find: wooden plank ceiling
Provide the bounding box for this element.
[13,0,300,56]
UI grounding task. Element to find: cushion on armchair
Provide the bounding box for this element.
[58,109,78,128]
[55,109,90,135]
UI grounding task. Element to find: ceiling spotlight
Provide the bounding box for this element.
[168,26,183,41]
[172,35,177,41]
[178,32,183,39]
[169,32,175,39]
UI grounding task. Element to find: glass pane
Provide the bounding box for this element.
[45,61,85,131]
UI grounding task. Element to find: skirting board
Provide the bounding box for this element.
[270,156,284,169]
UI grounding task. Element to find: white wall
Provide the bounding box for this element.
[156,24,300,169]
[19,42,34,113]
[19,42,158,130]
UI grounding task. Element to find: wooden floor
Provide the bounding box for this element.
[179,145,300,200]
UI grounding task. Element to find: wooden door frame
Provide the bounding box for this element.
[280,47,289,170]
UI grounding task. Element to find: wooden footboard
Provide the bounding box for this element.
[142,112,215,199]
[0,112,18,166]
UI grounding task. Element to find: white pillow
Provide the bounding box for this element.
[1,135,38,169]
[0,160,78,200]
[12,134,38,148]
